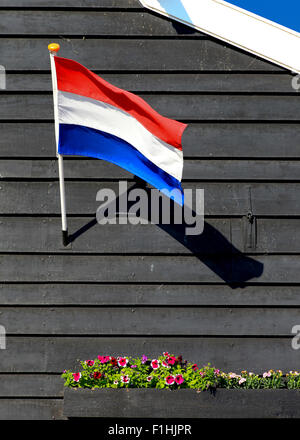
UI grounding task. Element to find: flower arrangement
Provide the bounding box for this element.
[61,352,300,390]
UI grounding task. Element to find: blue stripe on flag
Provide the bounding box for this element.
[224,0,300,33]
[58,123,184,205]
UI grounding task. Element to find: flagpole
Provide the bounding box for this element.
[48,43,68,246]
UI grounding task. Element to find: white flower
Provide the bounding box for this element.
[121,375,130,384]
[151,359,160,370]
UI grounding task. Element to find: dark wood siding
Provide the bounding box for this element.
[0,1,299,419]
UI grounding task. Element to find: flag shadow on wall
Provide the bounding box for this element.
[68,179,264,289]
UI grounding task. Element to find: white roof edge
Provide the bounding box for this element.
[138,0,300,74]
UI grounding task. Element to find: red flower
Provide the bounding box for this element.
[162,360,170,369]
[118,357,128,367]
[73,372,81,382]
[175,374,184,385]
[93,371,102,379]
[151,359,160,370]
[86,360,94,367]
[98,355,110,363]
[163,352,169,357]
[110,357,118,367]
[167,356,177,365]
[192,364,198,371]
[165,375,175,385]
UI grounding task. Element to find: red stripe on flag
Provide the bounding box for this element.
[54,56,186,151]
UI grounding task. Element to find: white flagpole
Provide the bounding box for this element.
[48,43,68,246]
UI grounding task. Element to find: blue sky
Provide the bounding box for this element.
[223,0,300,33]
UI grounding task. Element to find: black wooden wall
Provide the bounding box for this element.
[0,0,300,419]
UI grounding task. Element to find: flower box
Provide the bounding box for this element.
[64,388,300,419]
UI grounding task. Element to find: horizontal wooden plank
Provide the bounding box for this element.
[5,73,296,93]
[1,123,299,159]
[0,399,64,420]
[1,38,279,71]
[0,123,56,157]
[0,11,200,36]
[0,217,300,255]
[0,374,62,397]
[1,159,300,181]
[64,388,300,419]
[0,306,298,336]
[0,0,140,7]
[186,123,300,158]
[1,336,299,373]
[2,94,300,121]
[258,219,300,253]
[0,217,242,254]
[1,283,300,306]
[0,254,297,283]
[5,254,300,283]
[1,182,300,216]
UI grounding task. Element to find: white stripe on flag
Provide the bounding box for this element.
[57,91,183,181]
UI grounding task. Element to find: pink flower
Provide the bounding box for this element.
[147,376,153,382]
[114,380,119,385]
[167,356,177,365]
[73,372,81,382]
[131,365,137,369]
[162,360,170,369]
[239,378,246,385]
[141,355,148,364]
[165,375,175,385]
[175,374,184,385]
[214,369,220,375]
[263,371,271,378]
[199,371,205,377]
[118,357,128,367]
[151,359,160,370]
[121,375,130,383]
[228,373,238,379]
[98,355,110,363]
[86,360,94,367]
[163,352,169,357]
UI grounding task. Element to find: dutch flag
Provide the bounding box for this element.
[52,56,187,205]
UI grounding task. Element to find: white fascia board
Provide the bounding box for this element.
[139,0,300,74]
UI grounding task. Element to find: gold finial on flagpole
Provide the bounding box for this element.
[48,43,60,53]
